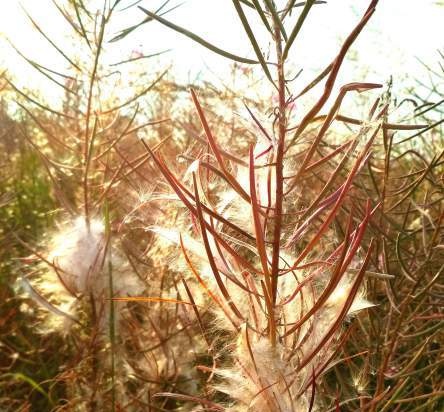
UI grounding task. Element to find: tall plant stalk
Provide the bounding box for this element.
[269,10,287,347]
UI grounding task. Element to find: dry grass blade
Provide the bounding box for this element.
[140,140,260,273]
[153,392,224,410]
[249,147,270,279]
[290,132,379,271]
[7,79,74,119]
[7,40,75,94]
[287,82,381,193]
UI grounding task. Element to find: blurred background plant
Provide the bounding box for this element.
[0,0,442,411]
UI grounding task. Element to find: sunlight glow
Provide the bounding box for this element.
[1,1,443,108]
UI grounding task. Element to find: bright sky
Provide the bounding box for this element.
[1,0,443,112]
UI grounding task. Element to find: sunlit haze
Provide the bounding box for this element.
[1,1,443,112]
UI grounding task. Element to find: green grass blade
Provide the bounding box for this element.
[104,201,116,412]
[282,0,326,18]
[51,0,84,39]
[239,0,255,7]
[296,62,333,98]
[2,373,54,405]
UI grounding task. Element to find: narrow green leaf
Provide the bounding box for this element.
[110,1,180,42]
[262,0,288,40]
[414,98,444,117]
[232,0,274,83]
[138,6,261,65]
[51,0,83,39]
[398,117,444,144]
[239,0,255,7]
[13,100,75,152]
[251,0,273,33]
[283,0,316,60]
[296,62,333,98]
[117,0,144,12]
[76,0,93,18]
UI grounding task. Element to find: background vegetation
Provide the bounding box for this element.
[0,1,443,411]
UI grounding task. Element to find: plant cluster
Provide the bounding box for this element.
[0,1,442,411]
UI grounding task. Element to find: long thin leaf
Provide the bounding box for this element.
[180,235,239,329]
[249,146,271,282]
[232,0,274,83]
[297,238,375,371]
[19,58,74,94]
[110,1,180,42]
[112,296,194,305]
[289,128,380,271]
[190,89,251,202]
[140,140,260,273]
[286,82,381,194]
[7,80,74,119]
[138,6,261,64]
[2,373,53,405]
[283,0,316,60]
[110,49,171,66]
[192,173,244,320]
[21,6,82,71]
[263,0,288,40]
[251,0,273,33]
[287,0,379,149]
[72,0,92,48]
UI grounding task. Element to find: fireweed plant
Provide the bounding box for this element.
[7,0,438,411]
[117,0,427,410]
